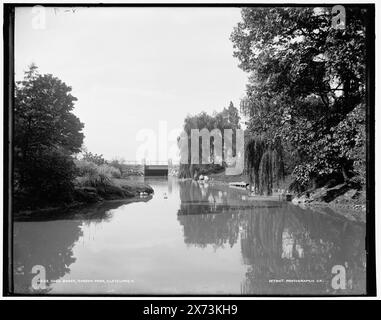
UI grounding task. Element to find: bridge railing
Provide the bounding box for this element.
[122,160,176,166]
[123,160,141,165]
[144,161,169,166]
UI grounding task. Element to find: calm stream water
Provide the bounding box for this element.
[13,177,366,295]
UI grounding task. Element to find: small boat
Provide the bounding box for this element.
[229,181,249,189]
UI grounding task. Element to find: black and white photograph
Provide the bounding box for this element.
[2,1,377,299]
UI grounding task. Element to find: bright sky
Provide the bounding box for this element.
[15,7,248,162]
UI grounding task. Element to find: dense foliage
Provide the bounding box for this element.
[231,7,367,191]
[14,65,84,210]
[178,102,241,178]
[74,159,122,187]
[245,135,285,195]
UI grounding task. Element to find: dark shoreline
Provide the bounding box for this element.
[13,195,153,222]
[13,178,154,221]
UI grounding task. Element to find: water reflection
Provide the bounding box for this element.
[13,178,366,295]
[13,198,152,294]
[13,220,82,293]
[177,180,366,295]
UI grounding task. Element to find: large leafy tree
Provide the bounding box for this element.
[231,7,367,189]
[14,65,84,209]
[15,64,84,156]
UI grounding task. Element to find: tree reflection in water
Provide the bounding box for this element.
[13,197,152,294]
[13,220,82,294]
[177,180,366,295]
[13,179,365,295]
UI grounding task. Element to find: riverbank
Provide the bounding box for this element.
[74,178,154,202]
[206,172,366,222]
[13,178,154,218]
[291,183,366,223]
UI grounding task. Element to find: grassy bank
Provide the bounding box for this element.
[13,160,154,217]
[14,178,154,218]
[74,178,154,202]
[73,159,154,203]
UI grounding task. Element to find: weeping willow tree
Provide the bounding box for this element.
[245,135,285,195]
